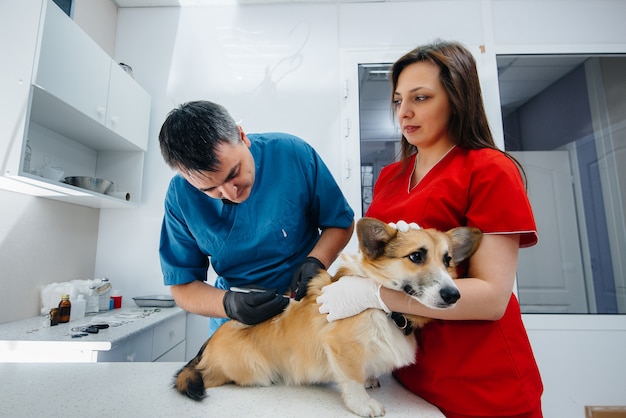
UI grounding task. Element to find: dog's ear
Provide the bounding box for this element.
[357,217,397,259]
[447,227,483,264]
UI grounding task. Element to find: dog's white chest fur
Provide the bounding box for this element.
[360,310,417,378]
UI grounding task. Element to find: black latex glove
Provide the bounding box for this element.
[290,256,325,301]
[223,289,289,325]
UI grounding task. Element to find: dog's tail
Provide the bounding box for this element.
[174,339,208,400]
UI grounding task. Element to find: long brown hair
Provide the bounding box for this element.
[390,39,526,182]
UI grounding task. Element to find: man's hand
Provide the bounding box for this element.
[291,256,325,301]
[223,289,289,325]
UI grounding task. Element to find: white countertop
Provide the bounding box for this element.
[0,307,184,362]
[0,362,444,417]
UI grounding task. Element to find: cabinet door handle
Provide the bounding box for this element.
[97,106,106,116]
[110,116,118,125]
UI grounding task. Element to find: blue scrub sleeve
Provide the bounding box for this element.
[159,188,210,286]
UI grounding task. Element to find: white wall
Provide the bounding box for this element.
[73,0,118,56]
[0,1,624,416]
[0,192,99,321]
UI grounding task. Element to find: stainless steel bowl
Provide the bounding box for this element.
[64,176,113,194]
[132,295,176,308]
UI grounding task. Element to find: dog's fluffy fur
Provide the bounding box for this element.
[174,217,482,417]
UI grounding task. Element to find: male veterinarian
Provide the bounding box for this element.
[158,100,354,336]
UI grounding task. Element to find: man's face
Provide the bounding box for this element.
[180,128,256,203]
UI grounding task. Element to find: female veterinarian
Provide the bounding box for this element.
[317,40,543,418]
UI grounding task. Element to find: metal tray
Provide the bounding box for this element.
[132,295,176,308]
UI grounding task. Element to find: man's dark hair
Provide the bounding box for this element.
[159,100,240,173]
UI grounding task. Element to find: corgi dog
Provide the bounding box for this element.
[174,217,482,417]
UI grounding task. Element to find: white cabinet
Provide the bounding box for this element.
[0,0,151,208]
[96,314,187,363]
[96,328,154,362]
[151,313,186,361]
[0,308,187,363]
[35,2,111,126]
[106,63,151,150]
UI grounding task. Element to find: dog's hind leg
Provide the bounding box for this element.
[364,377,381,389]
[174,338,232,400]
[174,340,209,400]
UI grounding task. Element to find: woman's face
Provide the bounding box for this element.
[393,61,452,149]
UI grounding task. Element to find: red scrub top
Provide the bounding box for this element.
[366,146,543,416]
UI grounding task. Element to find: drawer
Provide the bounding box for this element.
[97,328,153,362]
[154,340,186,362]
[152,314,186,361]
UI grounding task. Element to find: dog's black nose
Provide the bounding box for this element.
[440,286,460,304]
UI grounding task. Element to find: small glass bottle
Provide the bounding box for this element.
[58,294,71,323]
[49,308,59,326]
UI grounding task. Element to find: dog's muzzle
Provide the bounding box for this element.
[440,286,460,305]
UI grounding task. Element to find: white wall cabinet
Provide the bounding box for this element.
[36,2,111,128]
[0,0,151,208]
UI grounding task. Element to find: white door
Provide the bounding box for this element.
[512,151,589,313]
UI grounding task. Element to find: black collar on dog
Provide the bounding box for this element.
[390,312,414,335]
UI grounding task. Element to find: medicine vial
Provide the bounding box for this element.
[58,294,72,323]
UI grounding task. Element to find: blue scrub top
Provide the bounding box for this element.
[159,133,353,332]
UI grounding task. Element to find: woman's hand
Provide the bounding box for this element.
[317,276,390,322]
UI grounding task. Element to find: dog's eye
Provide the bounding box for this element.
[408,249,427,264]
[443,253,452,268]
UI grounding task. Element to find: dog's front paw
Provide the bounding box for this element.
[341,380,385,416]
[351,398,385,417]
[364,377,380,389]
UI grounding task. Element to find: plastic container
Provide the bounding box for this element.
[86,286,99,314]
[96,278,112,311]
[58,294,71,323]
[70,295,86,321]
[111,289,122,309]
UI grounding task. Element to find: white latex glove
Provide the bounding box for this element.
[388,220,420,232]
[317,276,390,322]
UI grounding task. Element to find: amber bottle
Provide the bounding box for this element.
[58,294,72,323]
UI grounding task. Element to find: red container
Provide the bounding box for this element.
[111,295,122,309]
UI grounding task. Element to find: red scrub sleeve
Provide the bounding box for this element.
[466,152,538,248]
